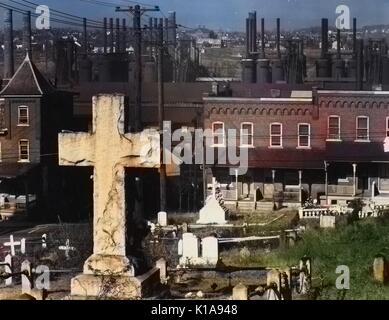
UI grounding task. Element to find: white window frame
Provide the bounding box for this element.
[269,123,283,148]
[240,122,254,147]
[297,123,311,149]
[327,115,341,141]
[211,122,225,147]
[17,106,29,126]
[355,116,370,142]
[18,139,30,162]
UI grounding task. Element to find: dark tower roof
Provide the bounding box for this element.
[0,53,55,97]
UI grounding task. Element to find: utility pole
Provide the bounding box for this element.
[158,23,167,212]
[116,5,160,132]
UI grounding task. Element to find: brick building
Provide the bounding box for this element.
[204,87,389,210]
[0,54,78,220]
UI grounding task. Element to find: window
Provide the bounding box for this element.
[212,122,225,147]
[270,123,282,147]
[328,116,340,140]
[240,122,253,147]
[298,123,311,148]
[18,106,29,126]
[19,140,29,162]
[356,116,369,141]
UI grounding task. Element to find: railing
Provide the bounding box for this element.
[299,208,329,219]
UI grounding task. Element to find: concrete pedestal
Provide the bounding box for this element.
[71,267,160,299]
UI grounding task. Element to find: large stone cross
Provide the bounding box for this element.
[59,94,159,277]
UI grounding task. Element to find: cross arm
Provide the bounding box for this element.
[119,129,160,168]
[59,132,95,167]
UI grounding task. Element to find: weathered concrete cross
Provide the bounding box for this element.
[59,94,159,276]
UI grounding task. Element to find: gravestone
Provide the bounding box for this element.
[232,283,248,300]
[4,235,26,256]
[156,258,167,283]
[320,215,336,228]
[373,255,386,283]
[157,212,167,227]
[197,178,227,225]
[201,236,219,266]
[267,269,281,290]
[58,94,160,299]
[179,233,200,266]
[197,195,227,225]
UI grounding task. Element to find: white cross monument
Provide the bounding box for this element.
[59,94,160,298]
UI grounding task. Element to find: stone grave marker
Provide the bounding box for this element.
[179,233,200,266]
[201,236,219,265]
[4,235,26,256]
[374,255,386,283]
[197,178,227,225]
[156,258,167,283]
[320,215,336,228]
[232,283,248,300]
[58,94,160,299]
[158,211,168,227]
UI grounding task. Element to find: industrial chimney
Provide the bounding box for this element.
[348,18,358,78]
[109,18,114,53]
[316,18,332,78]
[116,18,121,53]
[241,11,257,83]
[3,9,15,80]
[23,11,32,59]
[272,18,285,83]
[332,28,346,79]
[103,18,108,54]
[257,18,272,84]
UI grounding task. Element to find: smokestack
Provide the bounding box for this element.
[321,18,329,58]
[246,18,250,56]
[168,11,177,48]
[122,19,127,53]
[251,12,257,54]
[276,18,281,58]
[164,18,169,43]
[336,28,341,59]
[115,18,120,53]
[103,18,107,54]
[23,11,32,59]
[353,18,357,55]
[356,39,364,90]
[261,18,265,58]
[83,18,88,55]
[4,9,14,79]
[109,18,114,53]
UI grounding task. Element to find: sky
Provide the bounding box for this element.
[2,0,389,31]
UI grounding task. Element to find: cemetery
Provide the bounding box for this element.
[0,94,388,300]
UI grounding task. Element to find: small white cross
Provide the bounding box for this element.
[4,235,25,256]
[58,239,76,259]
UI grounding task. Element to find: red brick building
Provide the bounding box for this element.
[204,88,389,209]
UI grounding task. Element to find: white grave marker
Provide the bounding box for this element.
[58,239,76,259]
[202,236,219,265]
[4,235,26,256]
[158,211,168,227]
